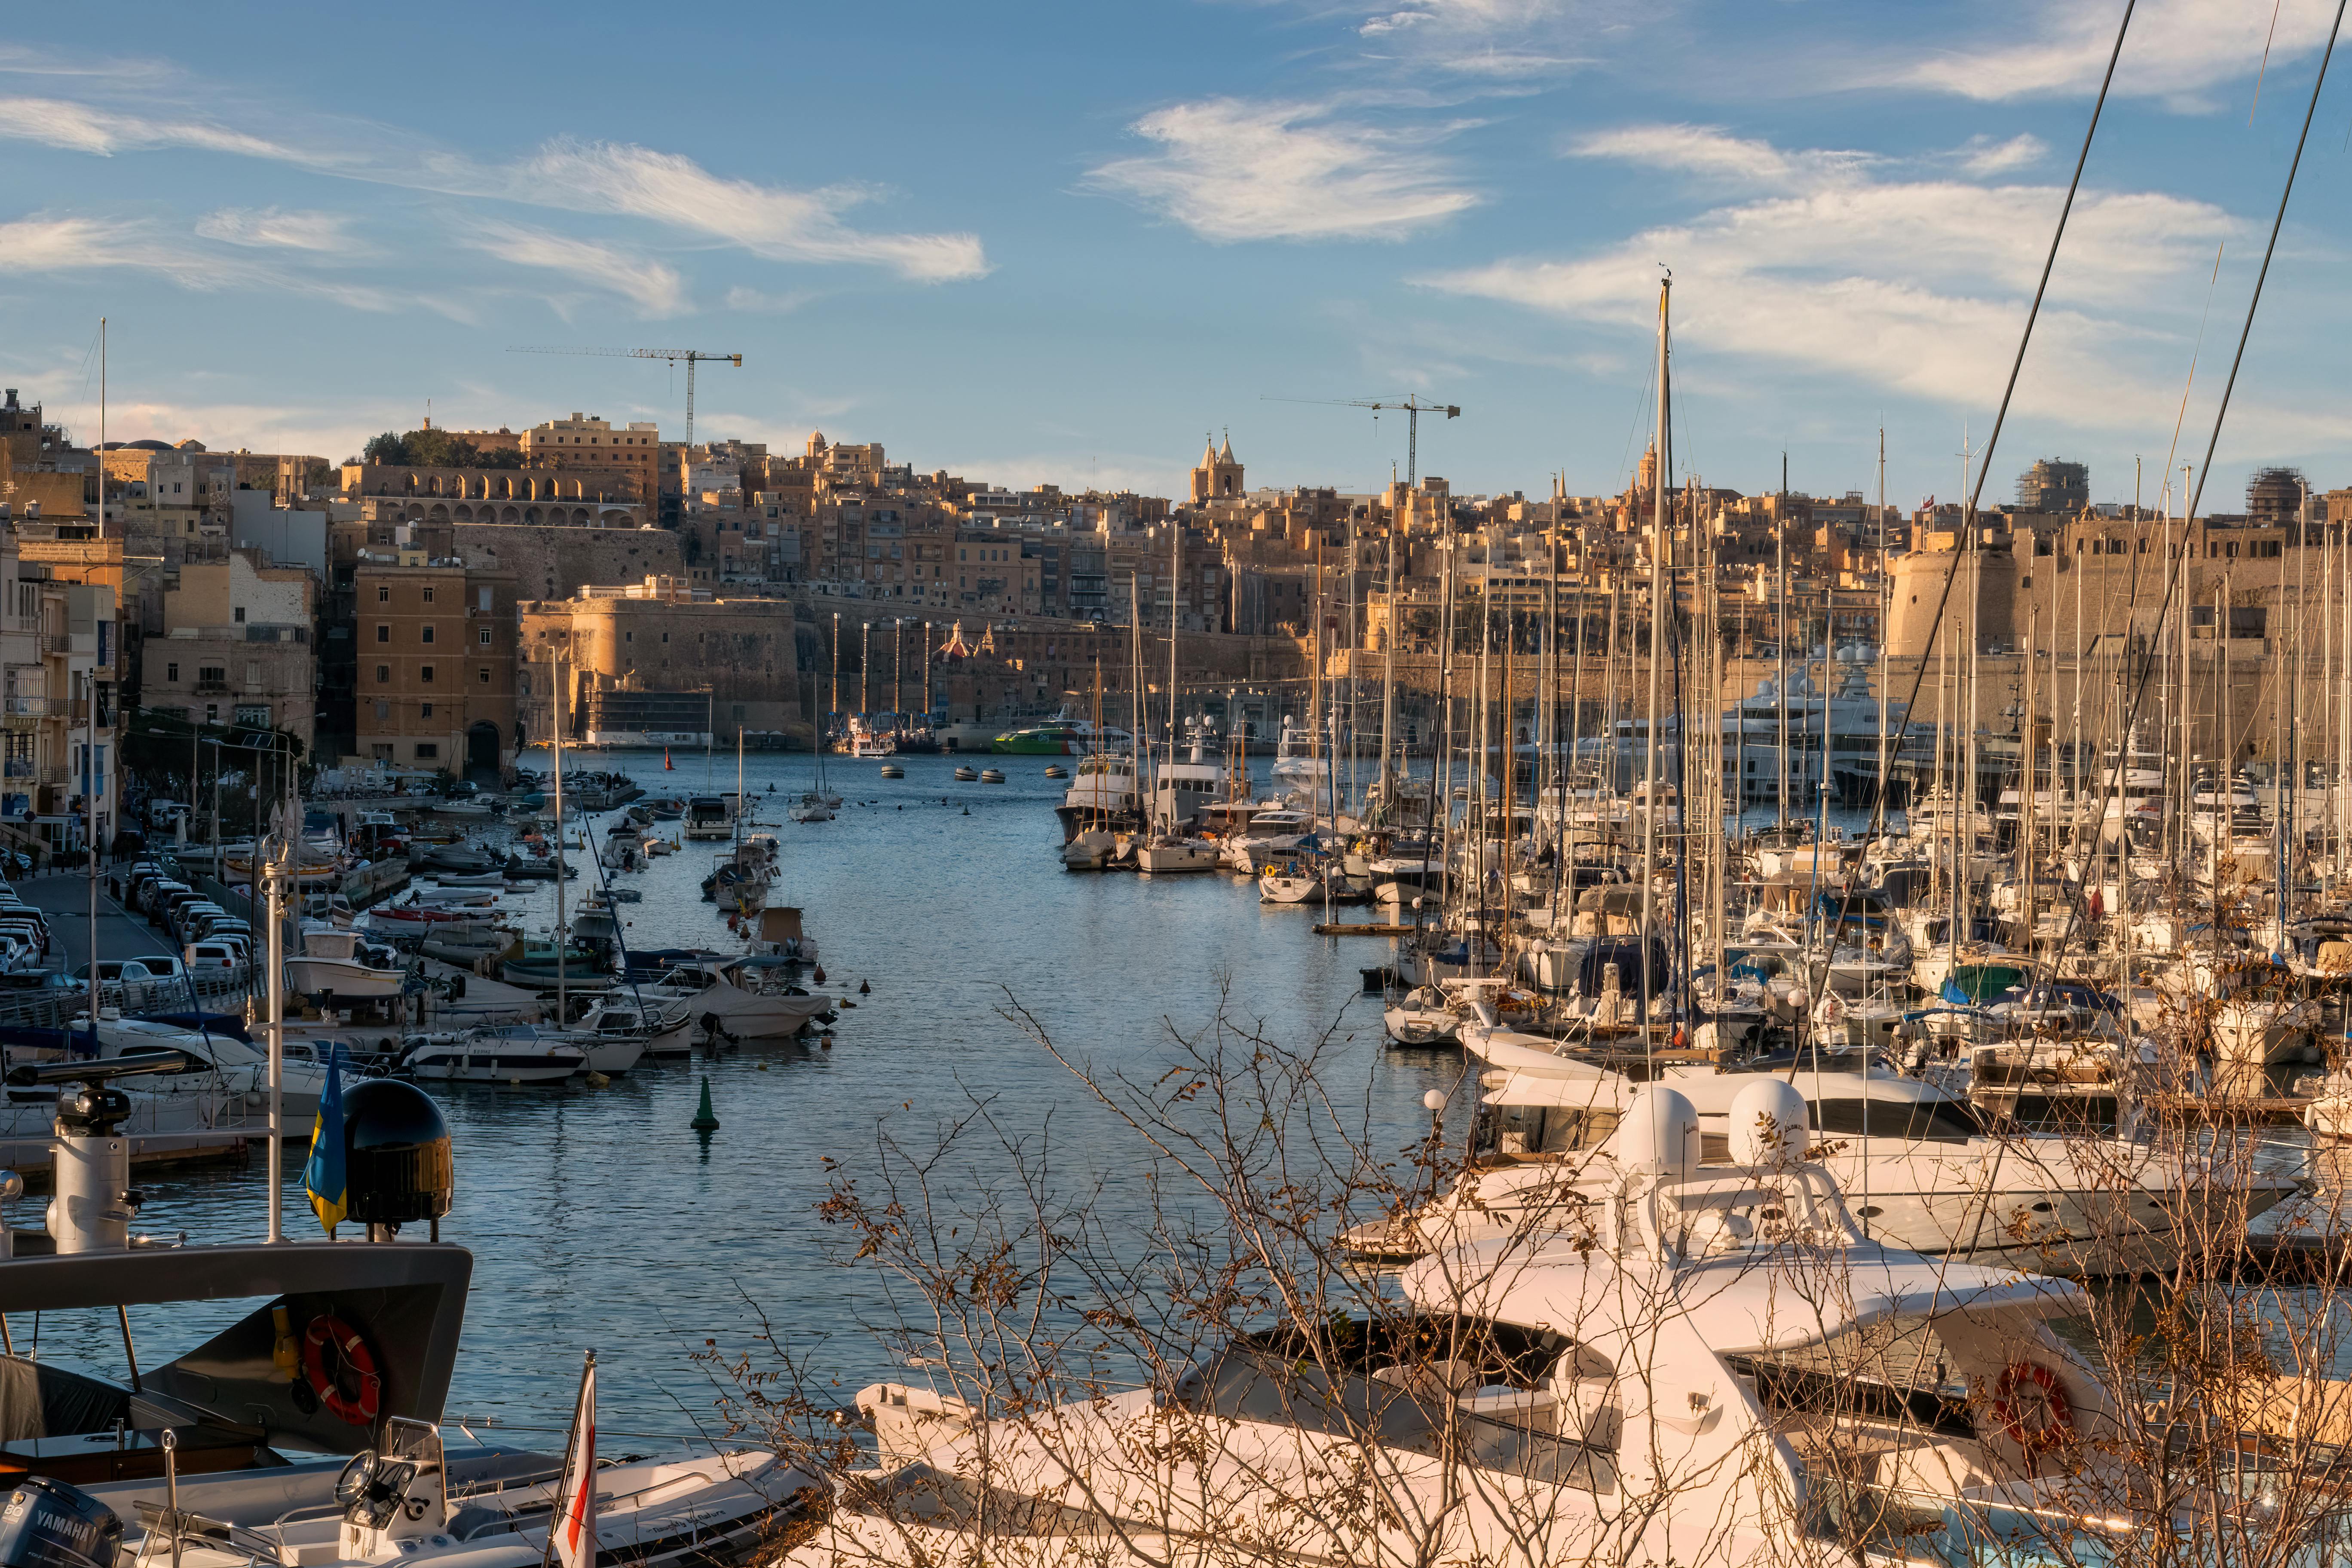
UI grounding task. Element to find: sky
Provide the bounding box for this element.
[2,0,2350,514]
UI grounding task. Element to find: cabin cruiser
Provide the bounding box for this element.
[682,794,738,841]
[8,1013,340,1123]
[285,928,407,1002]
[1349,1020,2300,1276]
[632,959,832,1041]
[791,1086,2206,1568]
[1053,748,1143,842]
[395,1030,586,1084]
[1134,835,1221,875]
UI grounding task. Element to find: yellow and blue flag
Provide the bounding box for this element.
[303,1041,347,1234]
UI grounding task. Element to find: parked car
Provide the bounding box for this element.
[183,941,245,975]
[73,957,188,989]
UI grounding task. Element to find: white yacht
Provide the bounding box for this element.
[1053,749,1142,842]
[790,1086,2179,1568]
[1350,1023,2300,1277]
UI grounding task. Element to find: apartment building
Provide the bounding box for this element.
[352,545,518,775]
[154,549,318,753]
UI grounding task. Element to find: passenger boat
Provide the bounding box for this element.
[396,1030,586,1083]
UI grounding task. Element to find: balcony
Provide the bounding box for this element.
[244,625,309,644]
[40,635,70,656]
[192,681,230,696]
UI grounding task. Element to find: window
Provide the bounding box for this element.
[166,662,178,683]
[422,586,435,603]
[414,744,438,760]
[198,665,225,685]
[420,665,435,684]
[232,606,246,624]
[205,704,218,722]
[375,624,389,643]
[374,701,389,720]
[375,664,389,683]
[245,662,259,686]
[478,627,492,646]
[478,667,490,685]
[421,702,433,718]
[625,631,633,643]
[660,632,669,643]
[421,625,435,644]
[377,586,389,603]
[478,587,491,612]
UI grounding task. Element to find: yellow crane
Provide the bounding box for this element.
[506,346,743,444]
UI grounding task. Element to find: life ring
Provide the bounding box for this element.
[303,1314,383,1427]
[1991,1360,2074,1453]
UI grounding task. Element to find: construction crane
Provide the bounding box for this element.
[506,346,743,444]
[1262,394,1459,488]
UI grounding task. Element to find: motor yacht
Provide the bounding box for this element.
[789,1087,2212,1568]
[1362,1021,2301,1277]
[395,1031,585,1084]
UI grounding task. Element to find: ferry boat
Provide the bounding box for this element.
[843,718,896,758]
[992,715,1127,755]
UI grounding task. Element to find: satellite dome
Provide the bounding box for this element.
[340,1078,454,1227]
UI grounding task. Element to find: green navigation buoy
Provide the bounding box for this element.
[690,1075,720,1131]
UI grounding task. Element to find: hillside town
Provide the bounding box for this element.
[0,381,2340,864]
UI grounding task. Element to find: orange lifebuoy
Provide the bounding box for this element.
[303,1313,383,1427]
[1992,1360,2074,1454]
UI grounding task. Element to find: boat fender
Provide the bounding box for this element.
[1991,1360,2075,1456]
[302,1313,383,1426]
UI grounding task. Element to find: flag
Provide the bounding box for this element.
[303,1041,347,1234]
[551,1354,597,1568]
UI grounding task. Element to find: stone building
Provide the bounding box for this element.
[352,543,518,775]
[154,549,318,753]
[517,577,808,744]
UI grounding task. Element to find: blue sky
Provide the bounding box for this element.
[2,0,2348,513]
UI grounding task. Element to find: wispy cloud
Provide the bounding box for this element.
[1567,124,1877,189]
[466,220,687,317]
[195,207,353,252]
[1084,97,1479,242]
[722,284,817,314]
[1895,0,2339,106]
[1424,127,2253,435]
[497,138,986,282]
[1954,133,2047,176]
[0,211,428,315]
[0,94,988,285]
[1354,0,1613,77]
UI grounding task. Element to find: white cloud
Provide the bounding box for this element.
[0,95,303,159]
[1568,124,1876,189]
[0,96,988,284]
[1897,0,2339,104]
[465,221,687,317]
[496,138,986,282]
[1084,98,1479,242]
[1423,128,2252,435]
[195,207,352,251]
[1955,133,2047,176]
[722,285,817,314]
[0,211,418,314]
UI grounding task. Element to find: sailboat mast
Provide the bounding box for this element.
[1639,275,1671,1047]
[553,655,568,1025]
[1875,426,1890,838]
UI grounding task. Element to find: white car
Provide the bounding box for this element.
[182,940,245,974]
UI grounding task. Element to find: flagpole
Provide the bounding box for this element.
[544,1349,597,1568]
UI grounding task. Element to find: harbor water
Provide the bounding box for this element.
[66,750,1478,1436]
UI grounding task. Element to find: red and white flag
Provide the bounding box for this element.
[552,1356,597,1568]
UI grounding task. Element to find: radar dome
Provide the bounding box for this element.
[1616,1086,1701,1182]
[1727,1079,1809,1166]
[340,1078,454,1227]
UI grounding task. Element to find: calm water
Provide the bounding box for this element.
[74,749,1470,1439]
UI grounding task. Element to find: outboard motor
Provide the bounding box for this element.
[0,1477,122,1568]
